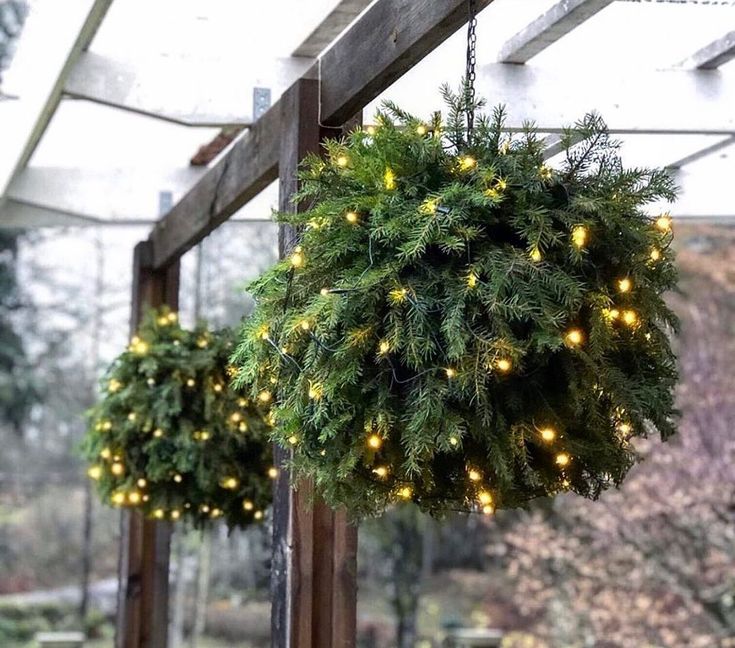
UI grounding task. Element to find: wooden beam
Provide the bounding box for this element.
[292,0,373,58]
[272,78,358,648]
[148,105,281,268]
[498,0,614,64]
[117,241,180,648]
[64,52,313,127]
[148,0,493,269]
[681,30,735,70]
[7,166,205,223]
[374,62,735,135]
[0,0,112,198]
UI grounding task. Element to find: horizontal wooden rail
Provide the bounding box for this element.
[147,0,493,269]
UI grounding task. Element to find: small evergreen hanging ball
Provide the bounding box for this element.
[83,309,274,528]
[232,93,679,518]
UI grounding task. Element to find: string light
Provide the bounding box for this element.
[495,178,508,192]
[200,505,210,514]
[622,309,638,327]
[308,382,323,400]
[467,271,478,288]
[617,278,632,293]
[137,478,147,488]
[459,155,476,171]
[367,434,382,449]
[373,466,388,478]
[416,124,427,136]
[555,452,571,467]
[617,422,632,436]
[254,511,264,521]
[420,197,439,215]
[111,462,124,476]
[154,508,165,519]
[147,378,155,387]
[345,211,359,224]
[196,337,208,348]
[170,510,181,520]
[397,486,412,500]
[468,469,481,482]
[449,436,459,446]
[478,491,493,506]
[157,315,169,326]
[258,390,272,403]
[290,249,304,268]
[210,508,222,518]
[213,383,223,393]
[482,504,494,516]
[230,412,242,424]
[445,367,457,379]
[288,435,299,445]
[564,328,584,347]
[530,247,542,263]
[167,312,178,323]
[268,467,279,479]
[650,248,661,262]
[173,474,183,483]
[88,465,102,480]
[127,412,136,422]
[111,492,125,506]
[336,155,349,167]
[384,168,396,190]
[603,308,620,322]
[221,477,239,489]
[239,422,248,432]
[100,447,112,460]
[186,378,195,387]
[495,358,512,373]
[108,379,122,393]
[389,287,408,303]
[320,288,330,296]
[539,428,556,443]
[571,225,588,249]
[378,340,390,355]
[153,428,164,438]
[299,319,310,331]
[128,491,142,505]
[539,164,553,180]
[243,499,254,511]
[655,214,672,232]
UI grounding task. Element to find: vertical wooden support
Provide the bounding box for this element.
[272,78,359,648]
[116,241,180,648]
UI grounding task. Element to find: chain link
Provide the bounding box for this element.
[465,0,478,145]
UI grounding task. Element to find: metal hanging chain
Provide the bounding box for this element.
[465,0,478,144]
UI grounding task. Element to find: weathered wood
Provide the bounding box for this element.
[116,241,179,648]
[498,0,614,64]
[64,52,313,127]
[272,78,359,648]
[149,104,281,268]
[317,0,493,127]
[148,0,492,270]
[293,0,374,58]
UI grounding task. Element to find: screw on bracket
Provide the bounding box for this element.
[253,87,272,120]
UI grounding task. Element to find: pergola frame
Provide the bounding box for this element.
[4,0,735,646]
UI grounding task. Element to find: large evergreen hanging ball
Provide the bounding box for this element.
[83,309,274,528]
[232,92,679,517]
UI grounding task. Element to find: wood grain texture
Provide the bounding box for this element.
[272,79,359,648]
[149,0,490,270]
[116,241,178,648]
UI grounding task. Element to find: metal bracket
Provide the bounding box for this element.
[253,87,272,120]
[158,190,173,217]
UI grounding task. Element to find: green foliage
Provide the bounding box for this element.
[232,89,679,518]
[0,231,37,436]
[82,309,273,529]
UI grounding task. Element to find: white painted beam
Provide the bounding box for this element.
[6,166,206,222]
[63,52,313,127]
[378,62,735,135]
[498,0,614,64]
[0,199,119,227]
[0,0,113,201]
[667,136,735,169]
[681,30,735,70]
[292,0,373,58]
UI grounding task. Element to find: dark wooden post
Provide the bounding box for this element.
[116,241,180,648]
[272,78,359,648]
